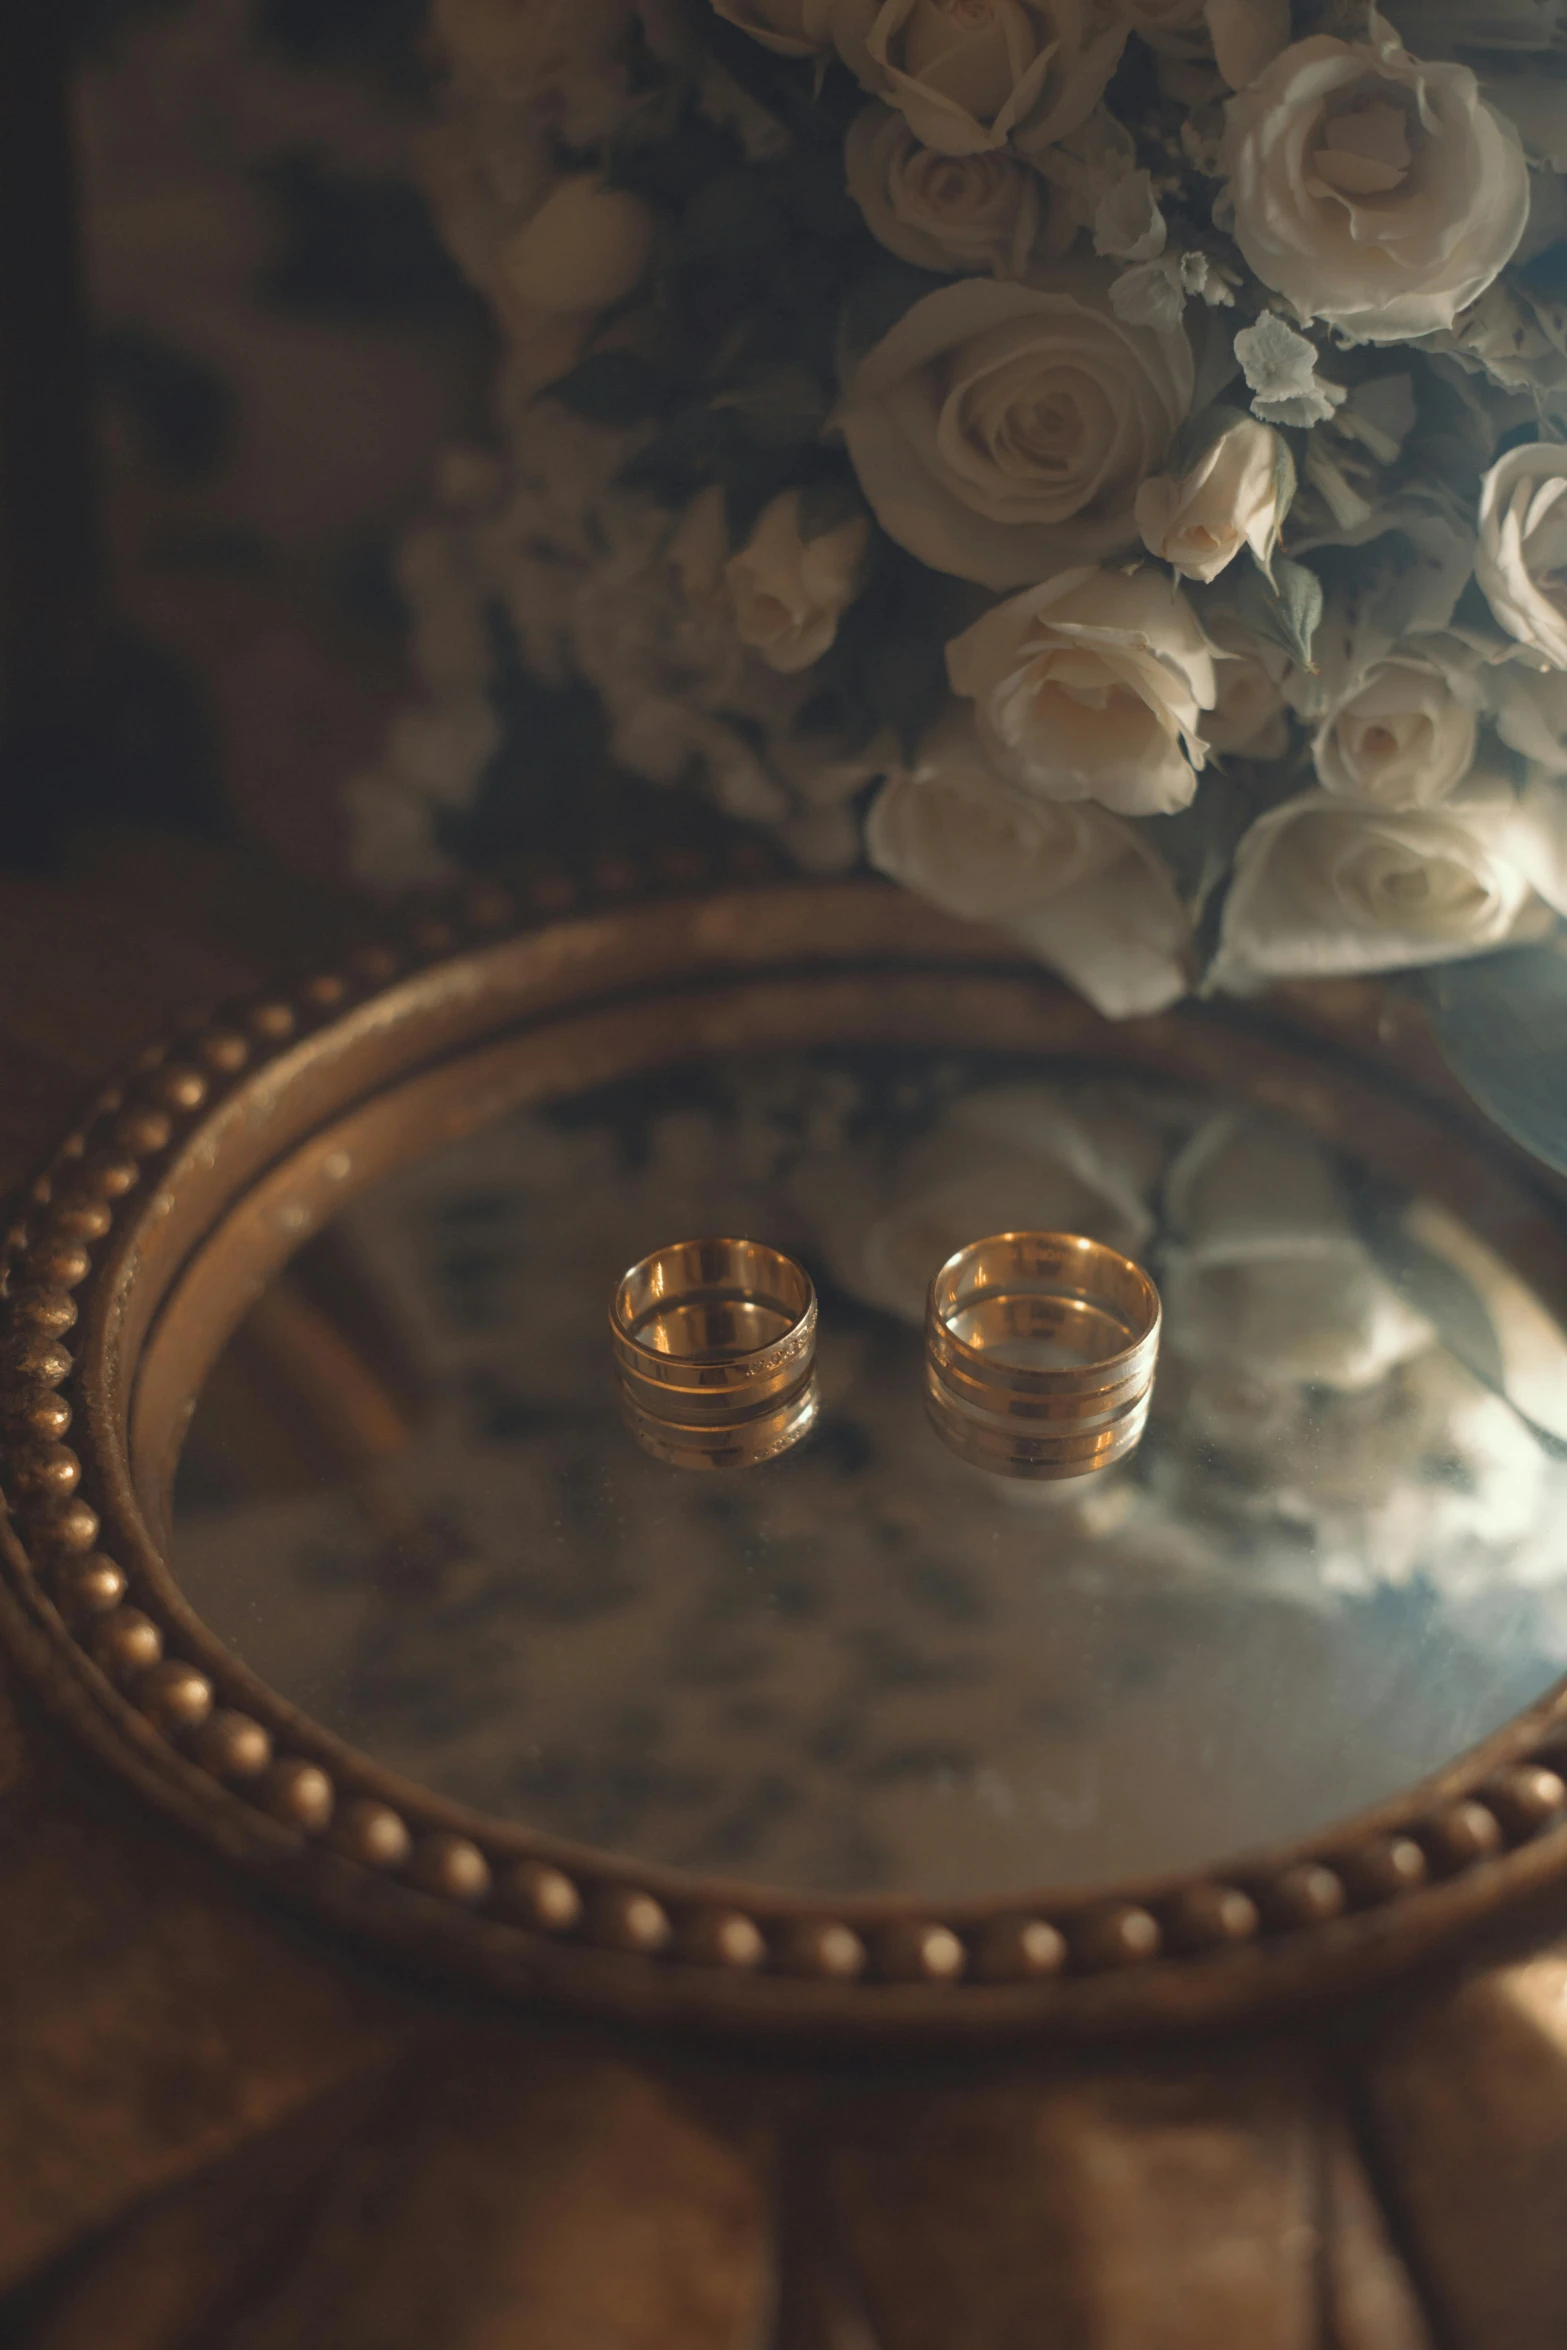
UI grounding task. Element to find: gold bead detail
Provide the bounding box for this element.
[54,1552,127,1617]
[32,1498,101,1556]
[112,1107,171,1156]
[24,1239,90,1289]
[332,1799,412,1870]
[778,1919,866,1979]
[974,1917,1068,1982]
[7,1393,72,1441]
[198,1031,250,1074]
[92,1608,164,1679]
[135,1660,214,1734]
[302,974,347,1010]
[1166,1884,1260,1952]
[408,1833,492,1904]
[7,1287,77,1337]
[878,1921,967,1982]
[8,1443,80,1501]
[1487,1765,1567,1837]
[591,1886,671,1954]
[1346,1837,1429,1905]
[249,1003,296,1042]
[682,1908,765,1971]
[0,1333,72,1386]
[48,1198,112,1243]
[1422,1798,1505,1872]
[501,1859,583,1933]
[80,1155,138,1200]
[149,1064,207,1112]
[192,1709,273,1781]
[1266,1863,1347,1930]
[1074,1904,1161,1971]
[258,1758,335,1833]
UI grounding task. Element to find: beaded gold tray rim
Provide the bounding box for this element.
[3,867,1567,2045]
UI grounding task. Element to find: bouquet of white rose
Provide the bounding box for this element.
[351,0,1567,1157]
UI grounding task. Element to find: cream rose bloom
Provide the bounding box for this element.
[1211,777,1551,989]
[1477,443,1567,671]
[725,492,871,673]
[1134,414,1286,582]
[862,0,1125,159]
[501,175,656,311]
[837,276,1194,589]
[1220,26,1530,343]
[1312,651,1479,806]
[844,103,1045,276]
[947,564,1215,815]
[865,710,1192,1013]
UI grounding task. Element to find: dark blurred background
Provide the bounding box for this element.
[0,0,494,880]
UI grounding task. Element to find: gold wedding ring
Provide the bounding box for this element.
[611,1238,819,1469]
[925,1232,1161,1480]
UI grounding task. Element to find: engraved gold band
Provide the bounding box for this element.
[611,1238,819,1469]
[924,1232,1161,1481]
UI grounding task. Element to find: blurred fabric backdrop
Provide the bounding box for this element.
[63,0,491,877]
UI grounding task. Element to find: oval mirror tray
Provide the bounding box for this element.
[4,875,1567,2043]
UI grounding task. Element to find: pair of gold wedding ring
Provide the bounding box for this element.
[611,1232,1161,1480]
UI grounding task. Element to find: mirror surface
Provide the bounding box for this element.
[170,1042,1567,1901]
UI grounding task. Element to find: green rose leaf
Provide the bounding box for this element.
[1233,553,1323,670]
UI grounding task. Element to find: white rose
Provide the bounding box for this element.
[865,711,1192,1012]
[501,174,656,311]
[725,491,871,672]
[1477,443,1567,671]
[947,564,1215,815]
[862,0,1126,159]
[1312,651,1479,807]
[1211,777,1548,990]
[1490,661,1567,770]
[1220,27,1530,342]
[844,103,1044,277]
[1164,1112,1436,1390]
[838,276,1194,589]
[1134,414,1286,582]
[799,1079,1162,1325]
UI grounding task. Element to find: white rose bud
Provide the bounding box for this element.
[726,492,871,673]
[838,277,1194,590]
[1211,777,1547,990]
[1313,652,1479,807]
[1134,414,1287,583]
[947,564,1216,817]
[844,102,1043,278]
[1477,442,1567,670]
[1221,26,1529,342]
[861,0,1126,159]
[503,174,656,312]
[865,710,1191,1016]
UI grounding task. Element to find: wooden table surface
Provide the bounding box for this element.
[2,842,1567,2350]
